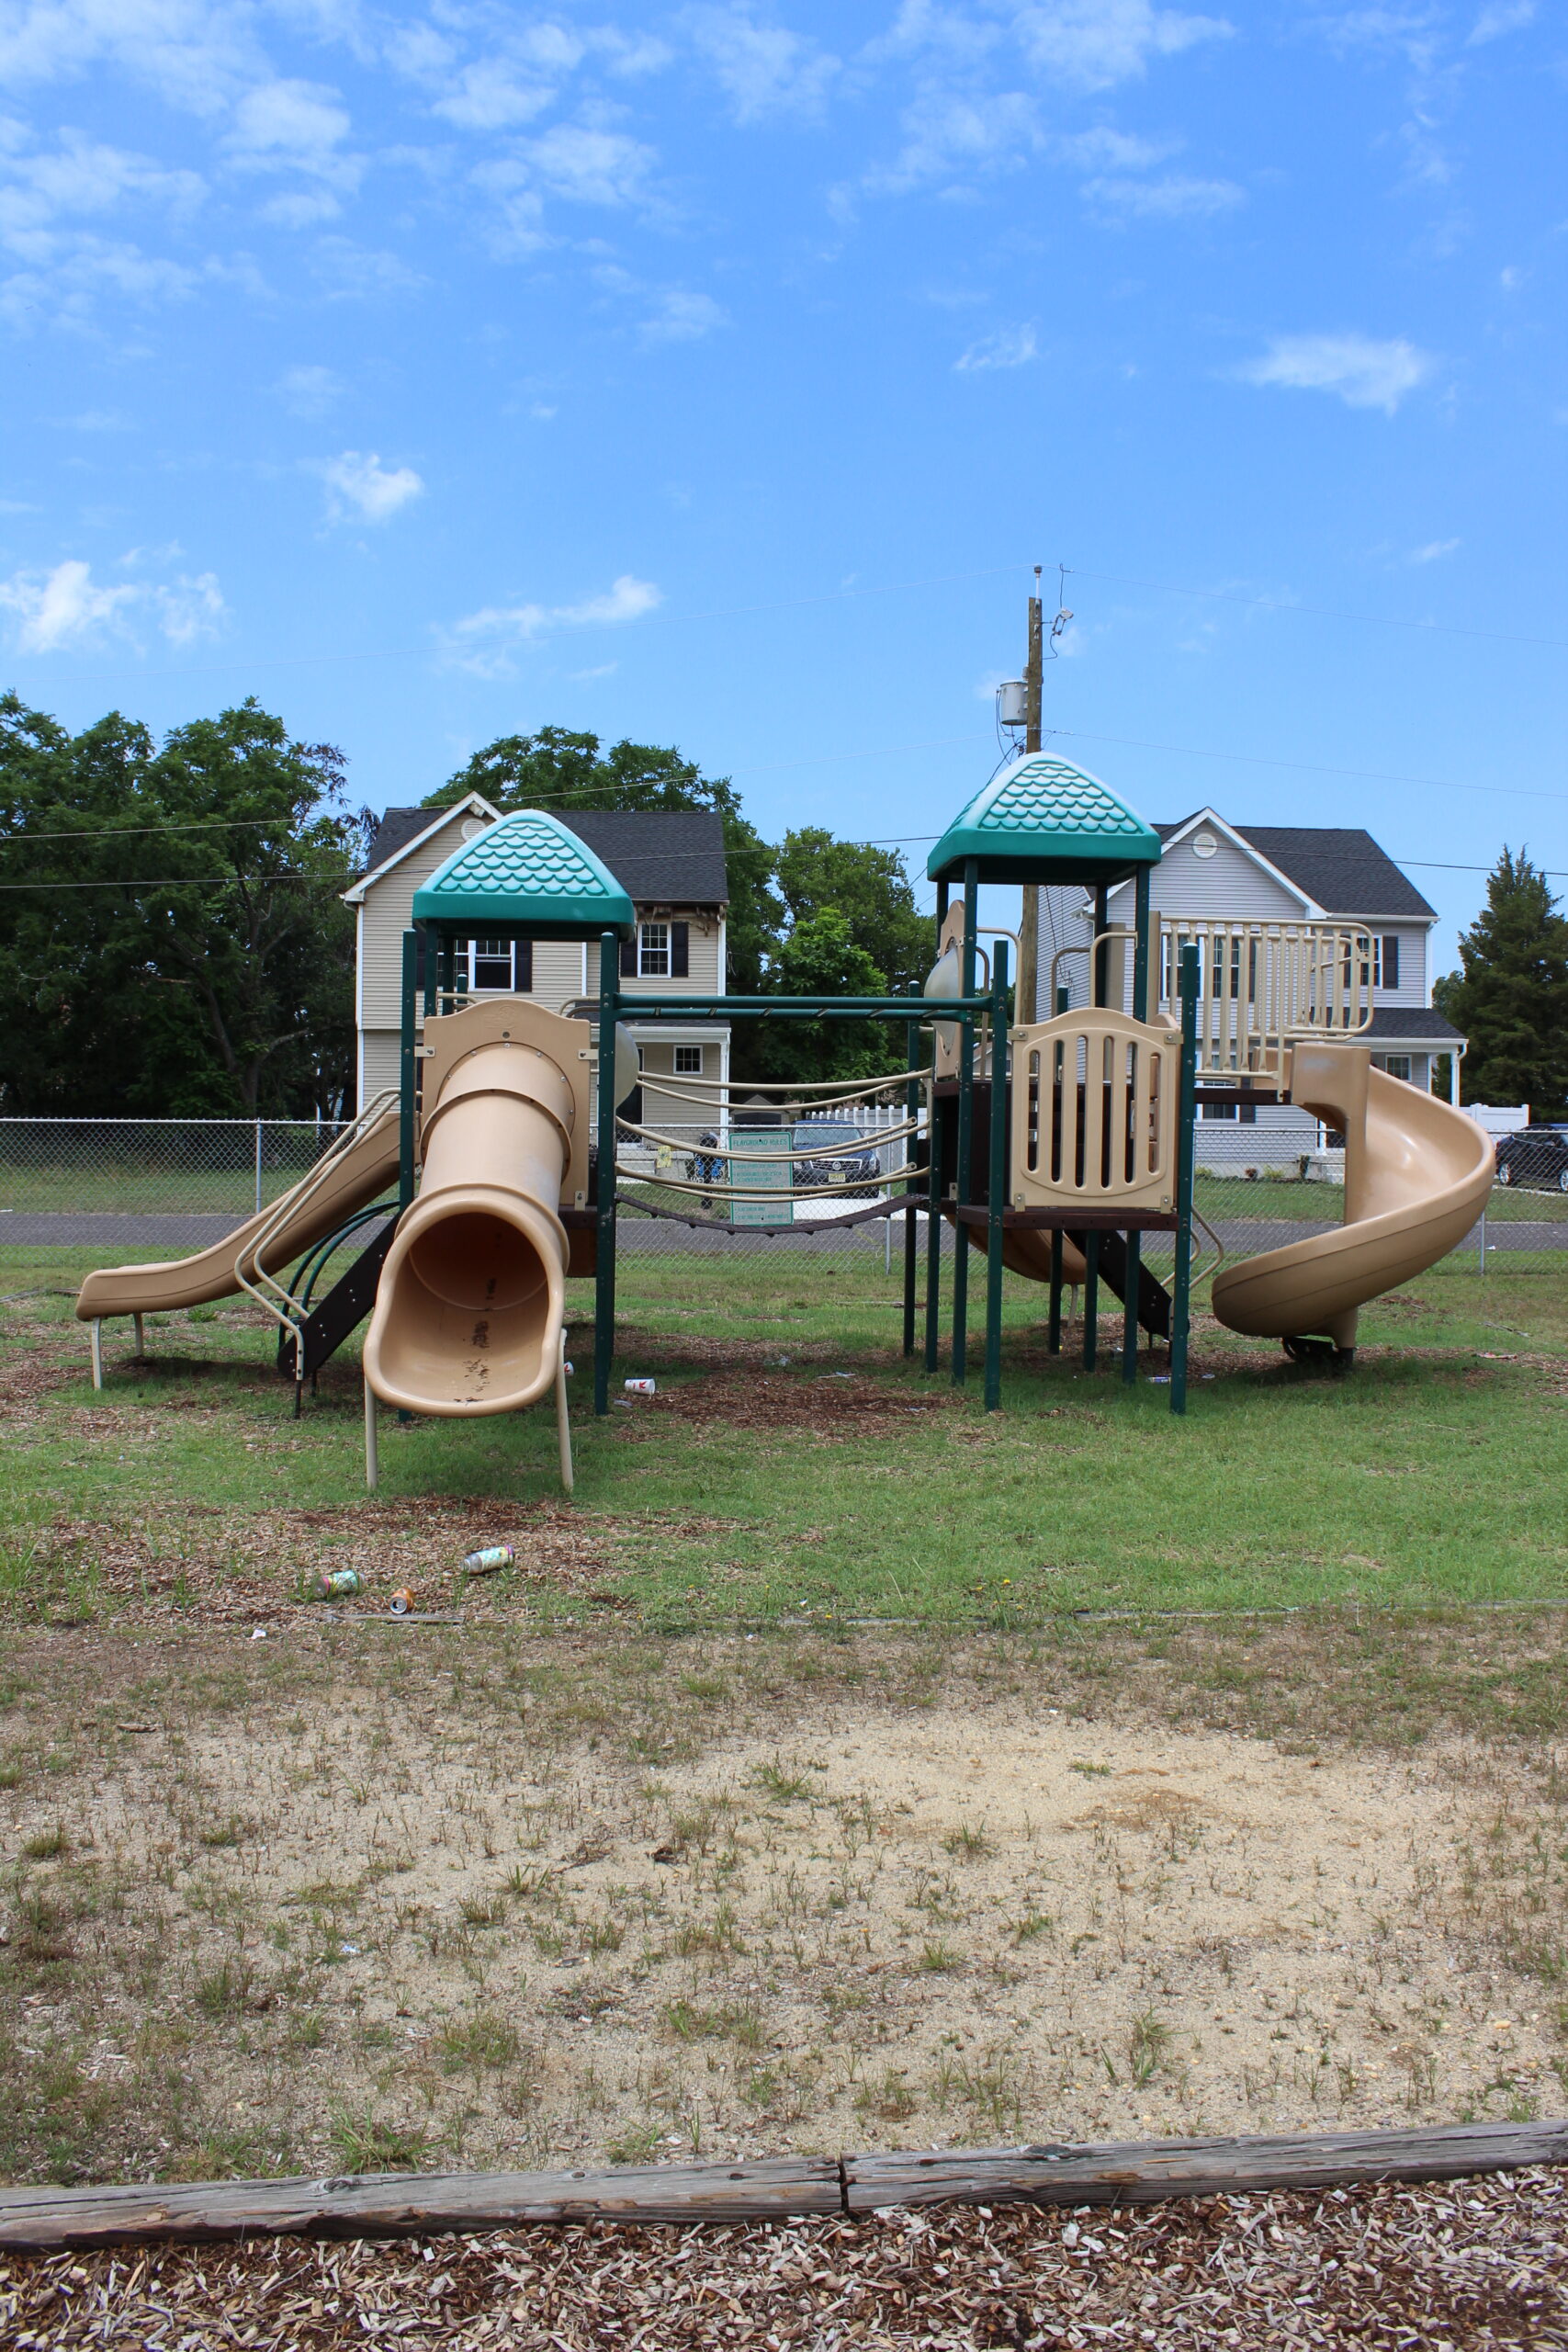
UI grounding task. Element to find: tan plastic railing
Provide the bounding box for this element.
[1009,1012,1179,1216]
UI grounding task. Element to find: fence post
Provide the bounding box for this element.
[1479,1207,1486,1275]
[254,1121,263,1216]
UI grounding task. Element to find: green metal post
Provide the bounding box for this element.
[1047,1227,1064,1353]
[984,939,1009,1411]
[1132,867,1151,1023]
[1082,1230,1099,1370]
[398,929,417,1212]
[923,1037,942,1373]
[1092,884,1110,1009]
[952,858,978,1387]
[1170,942,1199,1416]
[903,1009,920,1359]
[1122,1232,1141,1384]
[593,932,620,1417]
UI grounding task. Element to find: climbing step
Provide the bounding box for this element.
[277,1214,400,1384]
[1065,1226,1172,1342]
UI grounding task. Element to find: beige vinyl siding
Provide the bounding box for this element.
[583,917,725,1001]
[357,812,475,1034]
[361,1030,402,1104]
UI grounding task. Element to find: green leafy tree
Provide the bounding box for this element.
[1434,848,1568,1117]
[423,725,782,992]
[0,692,358,1116]
[745,909,897,1085]
[772,827,934,998]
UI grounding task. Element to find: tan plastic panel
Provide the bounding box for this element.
[364,1006,581,1418]
[418,999,592,1207]
[1010,1011,1179,1216]
[1211,1044,1494,1351]
[74,1111,400,1321]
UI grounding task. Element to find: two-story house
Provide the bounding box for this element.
[344,795,730,1127]
[1035,807,1466,1162]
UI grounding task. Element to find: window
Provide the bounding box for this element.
[674,1045,704,1075]
[1200,1100,1257,1125]
[460,937,533,994]
[1380,933,1400,992]
[623,920,691,979]
[1378,1054,1413,1083]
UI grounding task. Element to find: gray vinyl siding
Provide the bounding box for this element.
[1114,833,1305,925]
[1372,925,1427,1009]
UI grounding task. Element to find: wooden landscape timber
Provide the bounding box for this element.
[3,2120,1564,2254]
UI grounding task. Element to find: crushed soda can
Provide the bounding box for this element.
[461,1544,514,1577]
[311,1567,362,1600]
[389,1588,414,1616]
[624,1377,656,1396]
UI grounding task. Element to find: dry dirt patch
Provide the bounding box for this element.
[2,1643,1562,2187]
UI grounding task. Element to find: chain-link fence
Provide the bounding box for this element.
[2,1107,1561,1295]
[0,1118,352,1250]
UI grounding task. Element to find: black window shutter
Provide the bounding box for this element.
[516,938,534,993]
[620,935,637,978]
[671,921,690,978]
[1382,933,1400,991]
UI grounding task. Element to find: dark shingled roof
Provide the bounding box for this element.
[363,805,728,906]
[1155,818,1435,920]
[1366,1006,1465,1043]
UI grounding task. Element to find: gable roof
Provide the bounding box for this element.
[1153,814,1437,922]
[344,793,501,905]
[354,804,728,909]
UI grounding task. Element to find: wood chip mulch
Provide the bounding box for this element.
[34,1500,738,1624]
[5,2170,1566,2348]
[629,1374,953,1440]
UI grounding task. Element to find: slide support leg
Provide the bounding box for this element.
[556,1330,574,1495]
[132,1312,145,1358]
[364,1377,378,1492]
[1047,1229,1064,1354]
[90,1318,103,1391]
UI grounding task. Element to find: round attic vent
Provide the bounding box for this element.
[459,816,487,841]
[1191,831,1218,859]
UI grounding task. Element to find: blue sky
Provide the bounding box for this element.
[0,1,1563,965]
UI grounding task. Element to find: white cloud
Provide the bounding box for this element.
[277,363,342,416]
[0,130,204,262]
[1054,125,1175,169]
[226,77,359,209]
[1407,536,1460,562]
[321,449,424,524]
[866,88,1044,194]
[1013,0,1234,90]
[0,0,262,119]
[441,572,661,678]
[954,322,1037,369]
[1085,171,1243,218]
[517,123,658,208]
[1238,332,1436,413]
[1468,0,1534,40]
[310,237,424,299]
[682,6,840,121]
[640,287,727,341]
[432,61,560,132]
[0,553,224,651]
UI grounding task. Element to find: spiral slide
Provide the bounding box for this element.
[363,1006,583,1417]
[1211,1042,1495,1353]
[74,1110,401,1325]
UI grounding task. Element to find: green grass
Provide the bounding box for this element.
[3,1239,1567,1624]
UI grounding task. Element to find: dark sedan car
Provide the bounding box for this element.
[1494,1125,1568,1192]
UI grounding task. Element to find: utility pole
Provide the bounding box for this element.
[1015,566,1044,1024]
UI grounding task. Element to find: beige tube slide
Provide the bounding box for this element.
[1211,1042,1494,1351]
[363,1033,576,1417]
[75,1110,400,1323]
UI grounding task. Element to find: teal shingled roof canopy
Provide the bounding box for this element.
[412,809,636,939]
[928,754,1162,886]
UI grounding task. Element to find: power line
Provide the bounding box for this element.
[1046,726,1568,808]
[1066,568,1568,652]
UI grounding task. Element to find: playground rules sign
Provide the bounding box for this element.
[728,1128,793,1227]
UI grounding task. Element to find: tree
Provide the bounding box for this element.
[423,726,783,994]
[0,692,359,1117]
[745,909,897,1085]
[772,827,934,999]
[1434,847,1568,1117]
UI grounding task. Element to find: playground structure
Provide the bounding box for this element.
[73,758,1495,1483]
